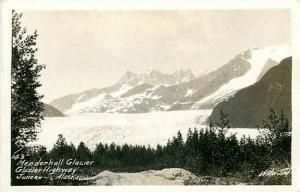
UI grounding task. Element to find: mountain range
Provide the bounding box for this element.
[47,45,291,115]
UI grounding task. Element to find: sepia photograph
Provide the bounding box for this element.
[1,1,299,190]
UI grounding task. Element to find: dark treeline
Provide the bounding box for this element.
[28,109,291,180]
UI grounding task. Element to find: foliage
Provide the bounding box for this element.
[49,134,77,159]
[11,10,45,149]
[11,10,45,185]
[259,109,291,165]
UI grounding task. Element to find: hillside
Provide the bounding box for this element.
[209,57,292,128]
[41,103,65,117]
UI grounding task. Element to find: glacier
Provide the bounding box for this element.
[33,110,263,151]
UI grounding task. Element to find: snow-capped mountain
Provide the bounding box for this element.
[209,56,292,128]
[191,45,291,109]
[50,45,291,114]
[51,68,195,113]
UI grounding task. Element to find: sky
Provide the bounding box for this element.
[20,10,290,102]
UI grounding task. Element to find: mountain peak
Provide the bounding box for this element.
[183,69,194,76]
[238,45,291,61]
[186,68,192,73]
[118,70,138,84]
[125,70,135,74]
[146,67,158,75]
[172,69,195,83]
[173,68,193,75]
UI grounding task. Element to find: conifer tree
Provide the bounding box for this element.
[93,143,105,165]
[261,108,291,164]
[50,134,73,159]
[11,11,45,185]
[76,142,92,161]
[215,110,230,135]
[11,11,45,151]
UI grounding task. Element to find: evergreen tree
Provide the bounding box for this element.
[215,110,230,135]
[76,142,92,161]
[176,131,185,167]
[155,144,163,165]
[11,11,45,150]
[49,134,76,159]
[93,142,106,165]
[11,11,45,185]
[262,109,290,141]
[224,134,240,171]
[261,108,291,164]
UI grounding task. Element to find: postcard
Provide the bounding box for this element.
[1,0,300,191]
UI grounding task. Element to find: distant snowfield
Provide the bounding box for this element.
[34,110,263,151]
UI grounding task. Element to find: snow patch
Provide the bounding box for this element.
[75,94,85,103]
[66,93,107,114]
[111,84,133,98]
[185,89,196,97]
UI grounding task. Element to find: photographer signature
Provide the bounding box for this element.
[259,167,291,177]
